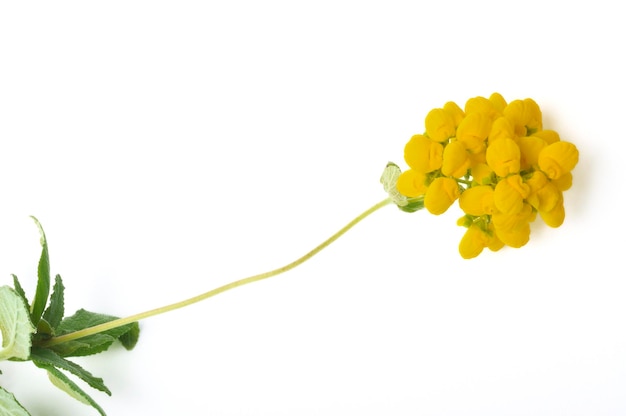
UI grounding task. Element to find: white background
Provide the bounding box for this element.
[1,1,624,415]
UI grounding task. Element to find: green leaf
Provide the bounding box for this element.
[29,216,51,325]
[118,321,140,351]
[0,286,36,361]
[30,347,111,395]
[0,386,31,416]
[11,275,30,318]
[51,309,139,357]
[43,274,65,331]
[42,366,107,416]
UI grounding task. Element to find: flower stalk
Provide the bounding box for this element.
[40,197,393,347]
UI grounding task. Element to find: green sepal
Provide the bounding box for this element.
[0,386,31,416]
[51,309,140,357]
[30,347,111,396]
[29,216,51,325]
[43,274,65,331]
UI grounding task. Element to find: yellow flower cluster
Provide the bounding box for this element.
[395,93,579,259]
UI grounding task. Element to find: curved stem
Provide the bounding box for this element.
[41,197,392,348]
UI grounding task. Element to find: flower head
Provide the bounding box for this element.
[386,93,579,258]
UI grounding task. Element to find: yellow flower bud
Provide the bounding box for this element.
[424,177,460,215]
[486,137,521,177]
[404,134,443,173]
[396,169,428,197]
[425,108,456,142]
[538,141,579,180]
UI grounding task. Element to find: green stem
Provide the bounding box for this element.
[41,197,392,348]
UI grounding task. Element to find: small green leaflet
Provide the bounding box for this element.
[0,386,31,416]
[0,286,36,361]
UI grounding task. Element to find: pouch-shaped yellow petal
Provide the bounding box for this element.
[540,199,565,227]
[532,129,560,145]
[459,185,495,216]
[486,224,505,252]
[494,175,530,214]
[404,134,443,173]
[486,137,521,177]
[489,116,516,144]
[492,202,533,231]
[442,141,471,177]
[470,163,494,185]
[494,221,531,248]
[465,96,501,120]
[552,172,573,191]
[424,177,460,215]
[538,141,579,180]
[526,171,550,210]
[489,93,507,112]
[526,172,562,213]
[492,204,533,248]
[459,225,488,259]
[425,108,456,142]
[443,101,465,127]
[518,135,547,170]
[503,98,543,137]
[397,169,428,197]
[456,113,491,154]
